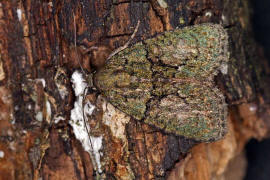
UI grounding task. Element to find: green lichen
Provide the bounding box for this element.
[179,17,185,25]
[95,24,229,142]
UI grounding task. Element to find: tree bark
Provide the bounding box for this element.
[0,0,269,180]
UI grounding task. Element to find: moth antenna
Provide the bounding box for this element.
[73,12,101,173]
[73,19,140,173]
[73,12,93,154]
[107,20,141,60]
[73,11,92,155]
[82,89,95,158]
[73,12,86,76]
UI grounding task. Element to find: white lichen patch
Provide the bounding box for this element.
[0,150,4,158]
[54,116,65,124]
[249,104,257,112]
[45,100,51,123]
[48,2,53,7]
[35,111,43,122]
[221,14,229,25]
[14,105,19,111]
[222,14,226,21]
[17,8,22,21]
[0,57,5,81]
[220,63,228,74]
[157,0,168,8]
[101,98,130,140]
[27,104,32,110]
[69,71,103,173]
[71,71,87,96]
[205,11,212,17]
[89,136,103,172]
[36,78,46,88]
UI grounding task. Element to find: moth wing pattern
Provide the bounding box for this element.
[95,23,229,142]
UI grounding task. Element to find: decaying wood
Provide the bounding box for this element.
[0,0,270,179]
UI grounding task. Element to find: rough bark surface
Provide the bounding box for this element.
[0,0,269,180]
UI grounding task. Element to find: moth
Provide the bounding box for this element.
[94,23,229,142]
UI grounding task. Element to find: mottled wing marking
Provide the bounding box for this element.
[95,23,228,142]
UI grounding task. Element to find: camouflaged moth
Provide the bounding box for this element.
[94,23,229,142]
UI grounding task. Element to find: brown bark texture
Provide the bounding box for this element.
[0,0,270,180]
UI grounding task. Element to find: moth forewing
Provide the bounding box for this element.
[95,23,229,142]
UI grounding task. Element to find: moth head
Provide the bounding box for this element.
[87,45,112,70]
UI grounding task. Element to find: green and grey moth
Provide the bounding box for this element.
[94,23,229,142]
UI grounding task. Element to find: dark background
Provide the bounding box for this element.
[244,1,270,180]
[251,0,270,59]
